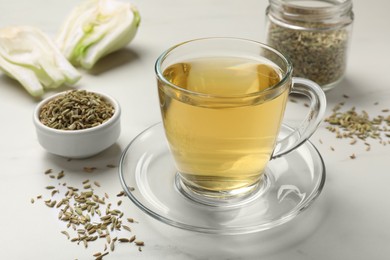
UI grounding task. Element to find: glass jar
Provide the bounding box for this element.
[265,0,354,91]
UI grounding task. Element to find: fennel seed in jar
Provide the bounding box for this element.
[265,0,354,90]
[267,24,350,86]
[39,90,114,130]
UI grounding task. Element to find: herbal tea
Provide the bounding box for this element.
[159,57,290,192]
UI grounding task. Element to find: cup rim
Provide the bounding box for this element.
[155,37,293,99]
[33,89,121,135]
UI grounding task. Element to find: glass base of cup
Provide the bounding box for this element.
[174,171,271,208]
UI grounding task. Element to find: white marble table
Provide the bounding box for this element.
[1,0,389,259]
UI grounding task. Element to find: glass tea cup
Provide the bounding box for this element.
[155,37,326,206]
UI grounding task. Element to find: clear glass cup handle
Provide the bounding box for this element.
[272,77,327,158]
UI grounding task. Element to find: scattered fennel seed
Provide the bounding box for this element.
[122,225,131,232]
[83,167,97,173]
[116,191,125,197]
[325,102,390,145]
[135,241,144,246]
[61,230,70,240]
[95,252,109,260]
[129,235,136,243]
[57,170,65,179]
[33,167,145,259]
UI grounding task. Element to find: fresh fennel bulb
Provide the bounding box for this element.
[0,26,81,97]
[57,0,141,69]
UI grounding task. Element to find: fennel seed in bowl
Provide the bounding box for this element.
[39,90,115,130]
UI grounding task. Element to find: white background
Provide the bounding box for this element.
[0,0,389,259]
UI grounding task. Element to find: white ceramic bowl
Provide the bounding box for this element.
[33,90,121,158]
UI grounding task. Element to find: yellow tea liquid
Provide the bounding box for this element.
[159,57,289,192]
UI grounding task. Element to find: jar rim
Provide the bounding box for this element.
[268,0,353,26]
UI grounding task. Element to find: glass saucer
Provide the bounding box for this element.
[119,122,325,235]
